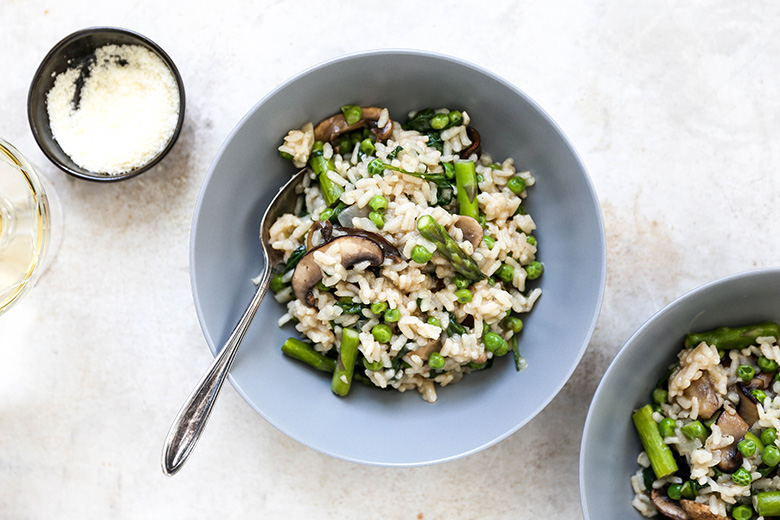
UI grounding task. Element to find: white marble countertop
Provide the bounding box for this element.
[3,1,780,518]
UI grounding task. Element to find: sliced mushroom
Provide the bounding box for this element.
[306,220,333,251]
[744,371,774,390]
[683,373,719,420]
[649,489,689,520]
[459,126,481,158]
[715,409,748,472]
[291,236,384,306]
[736,383,761,427]
[453,215,484,249]
[313,107,393,144]
[334,226,402,263]
[679,499,728,520]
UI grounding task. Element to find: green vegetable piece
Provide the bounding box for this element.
[526,235,537,246]
[369,211,385,229]
[738,438,758,457]
[496,263,514,284]
[362,357,384,371]
[369,195,388,212]
[681,420,708,443]
[759,356,779,373]
[284,244,307,272]
[370,301,388,315]
[507,176,527,195]
[515,204,526,215]
[386,146,403,160]
[448,111,463,126]
[762,428,778,446]
[384,308,400,323]
[282,337,336,373]
[732,467,752,486]
[309,146,344,206]
[683,321,780,349]
[411,245,433,264]
[430,113,449,130]
[319,208,334,221]
[667,484,683,500]
[442,162,455,180]
[331,327,360,396]
[446,312,466,336]
[483,332,507,353]
[680,480,700,500]
[368,158,386,176]
[746,431,765,452]
[732,504,754,520]
[752,389,768,404]
[525,261,544,280]
[455,288,472,304]
[652,388,668,405]
[360,138,376,155]
[658,418,677,438]
[737,364,756,381]
[453,274,470,289]
[428,352,445,370]
[270,272,287,293]
[416,215,485,283]
[482,235,495,249]
[340,105,362,125]
[504,316,524,334]
[764,445,780,467]
[405,108,436,132]
[426,316,441,328]
[279,150,294,161]
[632,405,678,479]
[757,491,780,516]
[454,160,479,219]
[371,324,392,344]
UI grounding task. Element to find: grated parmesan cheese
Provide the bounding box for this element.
[46,44,180,175]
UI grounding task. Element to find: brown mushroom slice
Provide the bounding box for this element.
[453,215,484,249]
[313,107,393,144]
[744,371,774,390]
[715,409,749,472]
[736,383,761,427]
[679,499,728,520]
[458,126,481,159]
[333,226,402,264]
[306,220,333,251]
[649,489,689,520]
[682,373,719,420]
[291,236,384,307]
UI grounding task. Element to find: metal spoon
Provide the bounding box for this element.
[161,168,307,476]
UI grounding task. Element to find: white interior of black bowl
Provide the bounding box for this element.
[580,267,780,518]
[191,49,605,466]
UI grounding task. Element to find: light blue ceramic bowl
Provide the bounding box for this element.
[191,49,605,466]
[580,267,780,518]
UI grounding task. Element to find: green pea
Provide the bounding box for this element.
[680,480,700,499]
[363,358,384,371]
[658,418,677,438]
[483,332,506,353]
[426,316,441,328]
[453,274,470,290]
[764,445,780,467]
[667,484,683,501]
[731,467,752,486]
[758,356,779,373]
[496,263,514,283]
[270,272,286,293]
[681,420,708,442]
[482,236,495,249]
[487,276,496,286]
[383,308,400,323]
[369,211,385,229]
[369,195,388,212]
[370,302,388,315]
[411,245,433,264]
[507,176,527,195]
[371,324,392,343]
[360,138,376,155]
[525,261,544,280]
[455,288,472,304]
[738,438,758,457]
[503,316,524,334]
[428,352,445,370]
[430,113,450,130]
[762,428,778,446]
[652,388,668,405]
[319,208,334,221]
[752,389,768,404]
[340,105,362,125]
[737,364,756,381]
[526,235,537,246]
[448,111,463,126]
[279,150,294,161]
[368,158,385,176]
[732,504,754,520]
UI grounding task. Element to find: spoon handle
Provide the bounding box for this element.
[161,264,272,475]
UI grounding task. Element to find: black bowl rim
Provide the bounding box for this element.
[27,26,186,182]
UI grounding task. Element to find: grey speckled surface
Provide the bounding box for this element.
[2,1,780,518]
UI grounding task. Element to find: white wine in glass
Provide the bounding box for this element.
[0,139,60,315]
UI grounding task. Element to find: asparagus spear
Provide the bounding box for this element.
[454,160,479,219]
[331,327,360,397]
[416,215,485,283]
[282,338,336,373]
[757,491,780,517]
[632,404,678,479]
[683,321,780,349]
[308,141,344,206]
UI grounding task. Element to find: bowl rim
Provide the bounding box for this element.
[190,48,606,465]
[578,266,780,518]
[27,26,186,182]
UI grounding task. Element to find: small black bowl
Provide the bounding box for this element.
[27,27,186,182]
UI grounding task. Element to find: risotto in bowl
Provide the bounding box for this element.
[191,50,604,465]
